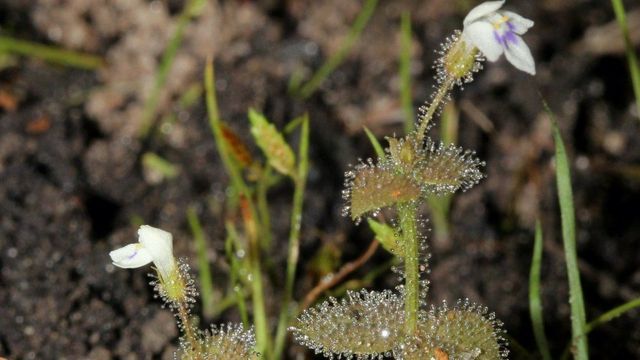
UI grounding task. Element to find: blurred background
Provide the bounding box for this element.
[0,0,639,358]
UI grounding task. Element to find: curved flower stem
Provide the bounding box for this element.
[177,300,201,357]
[415,76,456,144]
[399,202,419,335]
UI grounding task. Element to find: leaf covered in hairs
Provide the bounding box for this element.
[398,299,508,360]
[343,134,484,221]
[347,165,421,220]
[248,109,295,177]
[290,290,405,358]
[417,138,484,195]
[179,323,259,360]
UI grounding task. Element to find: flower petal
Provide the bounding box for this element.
[463,1,505,26]
[110,243,153,268]
[504,35,536,74]
[463,21,504,62]
[503,11,534,35]
[138,225,175,280]
[138,225,173,252]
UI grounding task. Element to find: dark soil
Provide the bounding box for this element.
[1,0,639,359]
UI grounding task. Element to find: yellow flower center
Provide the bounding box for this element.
[492,15,510,30]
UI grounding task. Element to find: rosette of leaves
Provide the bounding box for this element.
[290,289,406,359]
[179,323,259,360]
[344,134,484,221]
[398,299,508,360]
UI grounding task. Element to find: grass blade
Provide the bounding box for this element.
[296,0,378,99]
[187,206,215,319]
[610,0,640,120]
[586,297,640,333]
[139,0,206,137]
[205,59,271,357]
[529,220,552,360]
[547,101,589,360]
[399,12,414,133]
[561,297,640,359]
[0,35,103,69]
[363,126,385,158]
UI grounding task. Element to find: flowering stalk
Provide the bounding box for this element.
[415,76,456,144]
[109,226,202,355]
[399,202,420,335]
[416,0,535,144]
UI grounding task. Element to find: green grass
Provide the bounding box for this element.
[363,126,385,158]
[138,0,206,137]
[205,59,271,357]
[399,12,414,133]
[187,206,215,319]
[296,0,379,99]
[529,220,552,360]
[610,0,640,120]
[561,297,640,359]
[586,297,640,333]
[547,101,589,360]
[0,35,103,69]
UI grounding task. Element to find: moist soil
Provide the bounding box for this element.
[1,0,639,359]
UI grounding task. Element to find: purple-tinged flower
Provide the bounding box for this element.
[462,1,535,75]
[109,225,176,281]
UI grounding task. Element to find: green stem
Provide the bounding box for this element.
[0,35,103,69]
[177,300,202,357]
[187,206,215,319]
[257,165,273,251]
[205,60,271,358]
[399,201,419,335]
[274,116,310,359]
[560,297,640,360]
[225,221,249,326]
[415,76,455,144]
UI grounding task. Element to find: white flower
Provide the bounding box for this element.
[109,225,176,280]
[462,0,535,75]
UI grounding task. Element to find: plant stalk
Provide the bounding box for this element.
[205,60,271,357]
[399,202,420,335]
[274,116,310,359]
[416,76,455,144]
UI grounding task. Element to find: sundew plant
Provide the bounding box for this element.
[108,1,538,359]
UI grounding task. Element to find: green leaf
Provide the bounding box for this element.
[547,100,589,360]
[363,126,385,158]
[0,35,103,69]
[529,220,552,360]
[399,12,414,134]
[367,218,402,256]
[249,109,296,177]
[611,0,640,121]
